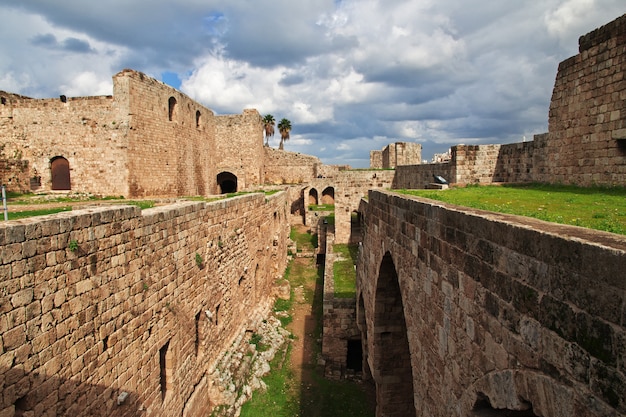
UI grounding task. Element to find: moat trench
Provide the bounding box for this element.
[241,224,375,417]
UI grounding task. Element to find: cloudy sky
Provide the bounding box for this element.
[0,1,623,167]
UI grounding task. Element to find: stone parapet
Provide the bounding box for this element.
[358,190,626,416]
[0,191,290,417]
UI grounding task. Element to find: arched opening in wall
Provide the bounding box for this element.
[159,340,172,401]
[14,394,33,415]
[195,311,203,358]
[214,303,220,326]
[471,393,538,416]
[254,263,260,304]
[196,110,201,128]
[321,186,335,205]
[346,339,363,372]
[217,172,237,194]
[50,156,71,190]
[373,252,416,417]
[168,97,177,121]
[308,188,319,205]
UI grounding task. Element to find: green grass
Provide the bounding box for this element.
[6,206,72,220]
[301,373,374,417]
[289,227,318,251]
[239,344,299,417]
[308,204,335,211]
[2,196,155,220]
[242,227,373,417]
[333,244,358,298]
[397,183,626,235]
[125,200,155,210]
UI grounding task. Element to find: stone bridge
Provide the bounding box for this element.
[357,190,626,417]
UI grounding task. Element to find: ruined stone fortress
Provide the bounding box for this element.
[0,13,625,417]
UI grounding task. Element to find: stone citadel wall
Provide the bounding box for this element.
[262,147,322,185]
[0,93,129,196]
[0,70,272,198]
[536,15,626,186]
[370,142,422,169]
[214,110,264,191]
[119,70,217,197]
[0,192,289,417]
[0,160,29,193]
[358,190,626,416]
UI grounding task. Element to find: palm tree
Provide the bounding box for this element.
[262,114,275,147]
[277,118,291,150]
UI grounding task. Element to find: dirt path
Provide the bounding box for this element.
[289,283,313,383]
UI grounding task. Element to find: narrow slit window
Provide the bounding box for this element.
[195,311,201,356]
[168,97,177,121]
[160,341,171,400]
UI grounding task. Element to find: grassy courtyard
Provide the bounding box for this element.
[398,183,626,235]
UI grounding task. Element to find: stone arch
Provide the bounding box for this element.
[462,369,615,417]
[217,172,237,194]
[372,252,416,417]
[321,186,335,205]
[168,96,177,121]
[50,156,71,190]
[308,188,318,205]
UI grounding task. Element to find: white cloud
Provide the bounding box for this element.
[60,71,113,97]
[0,0,624,167]
[545,0,596,39]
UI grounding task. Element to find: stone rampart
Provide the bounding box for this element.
[0,159,29,193]
[214,110,264,190]
[0,70,273,198]
[394,163,454,189]
[493,140,536,183]
[358,190,626,417]
[534,13,626,186]
[118,70,217,197]
[452,144,503,184]
[0,192,289,417]
[370,151,383,169]
[263,148,322,185]
[0,93,128,196]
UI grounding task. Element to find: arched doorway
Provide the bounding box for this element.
[373,252,416,416]
[50,156,71,190]
[217,172,237,194]
[321,186,335,205]
[308,188,318,205]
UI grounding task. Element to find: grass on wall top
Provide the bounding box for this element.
[333,243,359,298]
[397,183,626,235]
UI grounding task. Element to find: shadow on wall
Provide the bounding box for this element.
[2,368,142,416]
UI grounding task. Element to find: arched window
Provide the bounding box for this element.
[50,156,71,190]
[308,188,319,205]
[168,97,177,121]
[196,110,201,128]
[322,186,335,205]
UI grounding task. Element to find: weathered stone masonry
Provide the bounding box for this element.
[0,192,289,417]
[358,190,626,417]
